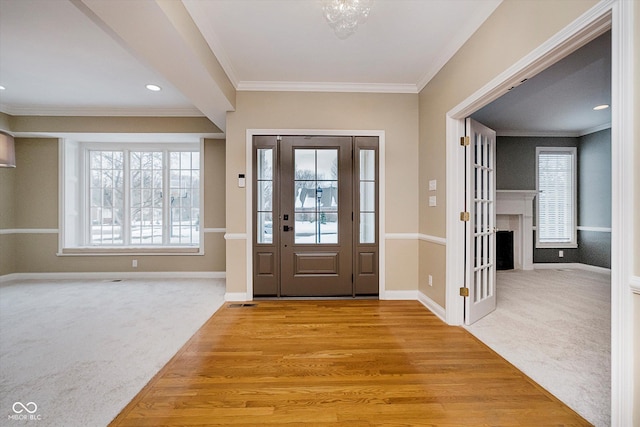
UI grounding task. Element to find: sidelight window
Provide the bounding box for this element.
[359,149,376,244]
[256,148,274,244]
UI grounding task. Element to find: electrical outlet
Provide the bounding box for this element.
[428,196,437,207]
[428,275,433,286]
[132,259,138,268]
[429,179,437,191]
[558,250,564,258]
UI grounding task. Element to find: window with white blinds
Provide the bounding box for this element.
[536,147,577,248]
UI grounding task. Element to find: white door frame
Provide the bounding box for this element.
[245,129,386,299]
[445,0,634,423]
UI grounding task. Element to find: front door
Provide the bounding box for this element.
[280,136,352,296]
[253,135,378,298]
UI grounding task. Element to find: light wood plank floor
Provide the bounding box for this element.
[110,300,591,426]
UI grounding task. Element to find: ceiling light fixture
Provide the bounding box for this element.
[146,84,162,92]
[593,104,609,110]
[322,0,373,39]
[0,85,5,90]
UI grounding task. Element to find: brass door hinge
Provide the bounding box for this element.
[460,211,470,222]
[460,136,470,146]
[459,287,469,297]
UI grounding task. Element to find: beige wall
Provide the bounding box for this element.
[225,91,419,295]
[0,136,226,276]
[417,0,599,306]
[0,156,16,275]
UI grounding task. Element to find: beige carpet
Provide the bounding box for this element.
[0,278,225,426]
[466,268,610,427]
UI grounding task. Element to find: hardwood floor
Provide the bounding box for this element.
[109,300,591,426]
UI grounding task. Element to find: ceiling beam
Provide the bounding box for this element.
[71,0,235,132]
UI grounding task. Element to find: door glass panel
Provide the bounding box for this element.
[257,181,272,211]
[257,148,273,244]
[294,149,338,244]
[360,182,375,211]
[360,149,375,180]
[257,148,273,180]
[317,150,338,180]
[360,213,375,244]
[257,212,273,244]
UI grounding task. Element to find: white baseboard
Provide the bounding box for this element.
[533,263,611,275]
[417,291,446,322]
[0,271,226,283]
[382,290,418,300]
[224,292,249,302]
[382,289,446,322]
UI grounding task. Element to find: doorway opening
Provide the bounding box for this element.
[445,1,634,424]
[252,135,379,298]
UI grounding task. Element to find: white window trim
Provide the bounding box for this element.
[58,139,205,256]
[535,146,578,249]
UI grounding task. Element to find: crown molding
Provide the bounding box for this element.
[496,122,611,138]
[496,129,581,137]
[236,81,418,94]
[578,122,611,136]
[0,105,204,117]
[417,0,503,91]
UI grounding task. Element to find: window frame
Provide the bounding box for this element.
[59,140,204,256]
[535,146,578,249]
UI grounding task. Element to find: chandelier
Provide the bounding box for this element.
[322,0,373,39]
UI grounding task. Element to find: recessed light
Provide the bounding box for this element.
[0,85,5,90]
[146,84,161,92]
[593,104,609,110]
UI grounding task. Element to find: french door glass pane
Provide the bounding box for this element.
[294,149,338,244]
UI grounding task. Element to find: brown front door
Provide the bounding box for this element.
[279,136,353,296]
[253,135,378,298]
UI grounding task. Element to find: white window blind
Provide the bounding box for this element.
[536,147,577,247]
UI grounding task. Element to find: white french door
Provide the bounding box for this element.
[464,118,497,325]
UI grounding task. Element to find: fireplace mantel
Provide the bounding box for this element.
[496,190,537,270]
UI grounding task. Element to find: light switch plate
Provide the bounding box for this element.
[429,179,437,191]
[429,196,437,206]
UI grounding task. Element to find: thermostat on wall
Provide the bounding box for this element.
[238,174,246,188]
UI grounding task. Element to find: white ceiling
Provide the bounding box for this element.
[472,30,611,137]
[0,0,611,136]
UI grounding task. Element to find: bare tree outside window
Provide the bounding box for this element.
[88,148,200,247]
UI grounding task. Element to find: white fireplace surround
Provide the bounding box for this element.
[496,190,537,270]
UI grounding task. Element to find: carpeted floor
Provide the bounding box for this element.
[466,268,611,427]
[0,278,225,427]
